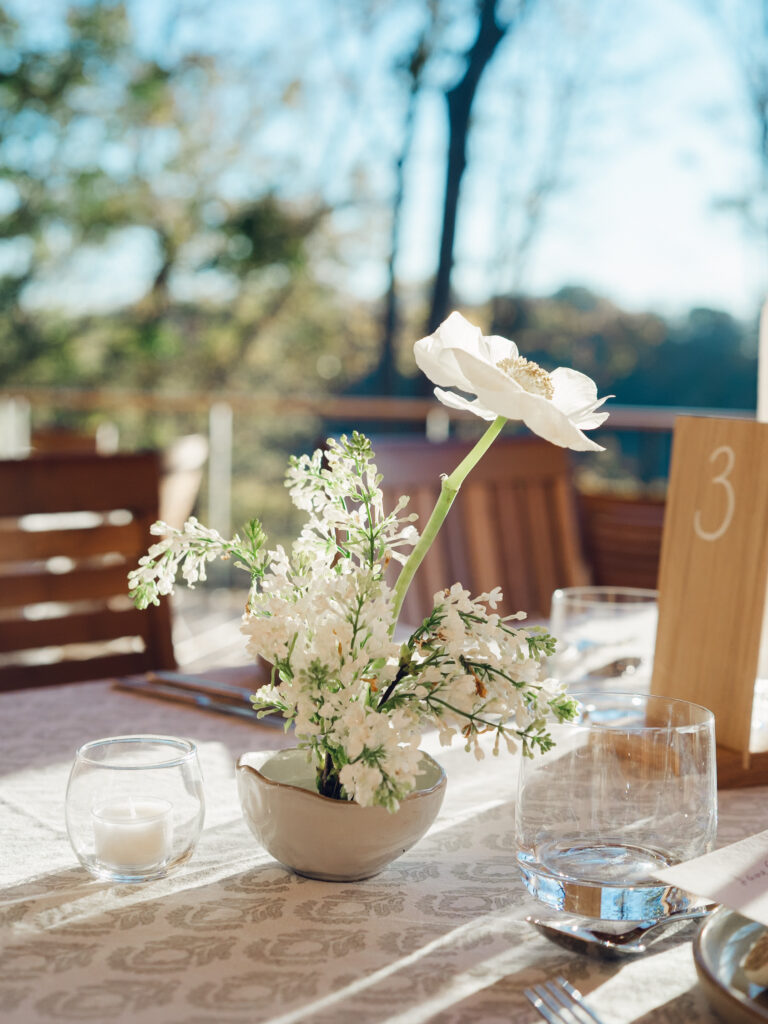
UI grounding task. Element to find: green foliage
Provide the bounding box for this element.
[488,288,758,488]
[207,195,321,276]
[491,289,757,411]
[0,0,761,529]
[0,0,356,398]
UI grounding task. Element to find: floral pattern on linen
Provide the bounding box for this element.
[0,681,756,1024]
[107,935,237,973]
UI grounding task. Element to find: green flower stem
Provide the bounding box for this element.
[391,415,507,625]
[318,752,344,799]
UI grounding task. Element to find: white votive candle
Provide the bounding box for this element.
[92,798,173,871]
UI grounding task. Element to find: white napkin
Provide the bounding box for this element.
[656,828,768,927]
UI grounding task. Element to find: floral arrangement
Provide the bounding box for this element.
[129,312,609,810]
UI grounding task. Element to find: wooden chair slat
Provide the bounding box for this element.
[524,484,561,616]
[462,483,500,595]
[0,607,149,653]
[413,486,449,591]
[0,521,146,562]
[0,652,149,692]
[491,482,533,613]
[0,453,159,516]
[550,478,590,584]
[30,427,100,455]
[0,452,176,689]
[372,435,588,624]
[578,492,665,590]
[0,564,136,608]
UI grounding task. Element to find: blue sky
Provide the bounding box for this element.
[392,0,765,319]
[7,0,766,322]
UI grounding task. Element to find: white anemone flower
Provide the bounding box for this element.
[414,311,611,452]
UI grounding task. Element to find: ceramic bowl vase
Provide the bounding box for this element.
[236,747,446,882]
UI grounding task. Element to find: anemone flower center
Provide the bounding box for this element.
[495,355,554,399]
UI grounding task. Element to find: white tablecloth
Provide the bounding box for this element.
[0,680,764,1023]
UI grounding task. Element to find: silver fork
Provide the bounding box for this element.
[524,976,605,1024]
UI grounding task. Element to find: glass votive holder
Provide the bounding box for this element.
[516,692,717,921]
[66,735,205,883]
[549,586,658,690]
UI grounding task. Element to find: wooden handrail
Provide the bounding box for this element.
[3,386,754,552]
[1,387,438,421]
[604,404,754,432]
[0,386,755,431]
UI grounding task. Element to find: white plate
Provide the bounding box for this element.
[694,908,768,1023]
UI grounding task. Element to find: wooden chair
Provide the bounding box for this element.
[0,452,176,691]
[577,491,666,591]
[30,427,100,455]
[372,435,589,625]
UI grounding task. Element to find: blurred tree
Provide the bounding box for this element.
[374,8,437,395]
[1,0,758,450]
[487,1,615,304]
[428,0,514,334]
[492,288,756,409]
[491,289,756,483]
[393,0,612,394]
[0,0,387,545]
[699,0,768,275]
[633,307,757,408]
[0,1,353,395]
[492,288,667,397]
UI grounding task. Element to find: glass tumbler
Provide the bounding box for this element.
[516,692,717,921]
[549,586,658,690]
[66,735,205,883]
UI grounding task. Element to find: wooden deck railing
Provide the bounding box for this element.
[0,385,755,426]
[0,386,756,537]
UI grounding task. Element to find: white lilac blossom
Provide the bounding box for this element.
[413,311,610,452]
[129,433,575,810]
[129,314,608,810]
[128,517,267,609]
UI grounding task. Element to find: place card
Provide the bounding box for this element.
[650,415,768,775]
[656,830,768,928]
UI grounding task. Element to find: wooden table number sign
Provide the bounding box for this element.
[650,415,768,787]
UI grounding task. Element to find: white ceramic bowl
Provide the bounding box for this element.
[236,747,446,881]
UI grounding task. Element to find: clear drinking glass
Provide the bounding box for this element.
[66,735,205,883]
[516,692,717,921]
[549,586,658,690]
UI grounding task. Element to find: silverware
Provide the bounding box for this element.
[526,904,716,959]
[114,672,286,727]
[589,655,642,677]
[524,976,605,1023]
[148,669,258,701]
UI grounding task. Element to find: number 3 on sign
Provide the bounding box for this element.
[693,445,735,542]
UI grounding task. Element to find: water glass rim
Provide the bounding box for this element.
[552,585,659,602]
[567,690,715,729]
[75,734,197,770]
